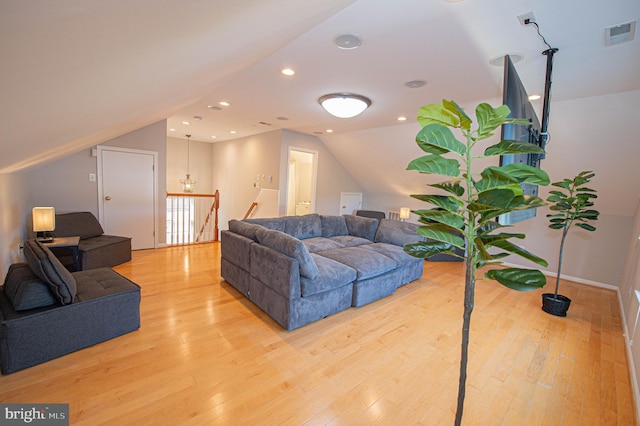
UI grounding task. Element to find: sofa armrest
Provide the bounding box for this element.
[250,244,301,299]
[221,230,253,268]
[374,219,423,246]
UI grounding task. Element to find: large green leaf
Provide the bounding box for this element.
[429,180,465,197]
[411,194,462,211]
[407,154,460,177]
[499,164,550,186]
[488,239,548,267]
[476,104,511,139]
[484,140,545,156]
[474,168,519,193]
[417,103,460,128]
[414,209,465,230]
[417,224,465,249]
[416,124,466,155]
[469,189,517,212]
[443,100,471,131]
[479,195,547,223]
[485,268,547,291]
[403,241,458,259]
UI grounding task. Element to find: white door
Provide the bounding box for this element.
[98,146,157,250]
[340,192,362,215]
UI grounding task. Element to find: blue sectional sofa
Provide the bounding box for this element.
[221,214,424,330]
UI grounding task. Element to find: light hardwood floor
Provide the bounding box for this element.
[0,243,636,425]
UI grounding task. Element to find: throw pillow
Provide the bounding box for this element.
[255,228,319,279]
[344,214,379,241]
[3,263,57,311]
[23,240,77,305]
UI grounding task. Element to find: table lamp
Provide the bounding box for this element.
[33,207,55,242]
[399,207,411,222]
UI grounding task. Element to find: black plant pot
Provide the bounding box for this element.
[542,293,571,317]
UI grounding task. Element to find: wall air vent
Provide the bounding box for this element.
[604,21,636,46]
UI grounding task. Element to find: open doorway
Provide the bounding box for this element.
[286,148,318,216]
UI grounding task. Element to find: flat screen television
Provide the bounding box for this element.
[499,54,543,225]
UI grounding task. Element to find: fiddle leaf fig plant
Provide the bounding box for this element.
[546,170,599,298]
[404,100,550,425]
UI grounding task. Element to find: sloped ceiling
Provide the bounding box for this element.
[0,0,356,172]
[2,0,639,215]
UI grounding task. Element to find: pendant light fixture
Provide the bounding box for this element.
[180,134,196,193]
[318,93,371,118]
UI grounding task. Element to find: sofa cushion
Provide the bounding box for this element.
[2,263,57,311]
[344,214,379,241]
[302,237,345,253]
[360,243,422,268]
[244,217,286,232]
[320,215,349,237]
[229,219,264,241]
[375,218,423,246]
[329,235,373,248]
[23,240,77,304]
[318,246,397,280]
[255,228,319,279]
[284,214,322,239]
[300,254,357,297]
[52,212,104,239]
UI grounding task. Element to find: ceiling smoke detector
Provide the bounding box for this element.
[605,21,636,46]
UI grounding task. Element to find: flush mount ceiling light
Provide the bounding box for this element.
[318,93,372,118]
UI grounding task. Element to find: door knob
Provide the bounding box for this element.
[105,196,112,201]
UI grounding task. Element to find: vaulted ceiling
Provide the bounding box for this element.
[2,0,639,214]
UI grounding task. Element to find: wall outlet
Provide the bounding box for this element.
[89,173,96,182]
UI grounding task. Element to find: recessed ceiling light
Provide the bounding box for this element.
[169,128,176,132]
[181,121,190,125]
[397,116,407,121]
[219,101,230,107]
[334,33,362,50]
[405,80,427,89]
[528,94,541,101]
[211,135,217,139]
[208,105,222,110]
[489,53,523,66]
[326,129,334,133]
[281,68,295,76]
[229,130,236,134]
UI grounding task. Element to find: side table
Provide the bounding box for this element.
[40,236,81,271]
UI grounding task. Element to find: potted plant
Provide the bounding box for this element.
[404,99,549,425]
[543,170,599,316]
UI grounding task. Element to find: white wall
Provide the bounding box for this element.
[212,130,282,229]
[0,172,29,278]
[167,136,214,194]
[24,120,168,245]
[280,130,362,216]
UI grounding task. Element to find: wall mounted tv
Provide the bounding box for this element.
[499,54,545,225]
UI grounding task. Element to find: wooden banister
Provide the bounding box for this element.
[243,202,258,220]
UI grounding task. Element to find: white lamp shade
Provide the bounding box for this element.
[32,207,56,232]
[400,207,411,220]
[318,93,371,118]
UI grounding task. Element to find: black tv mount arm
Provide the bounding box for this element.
[539,47,559,154]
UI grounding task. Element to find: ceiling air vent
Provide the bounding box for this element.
[604,21,636,46]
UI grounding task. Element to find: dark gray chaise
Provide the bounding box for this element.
[221,213,424,330]
[51,211,131,270]
[0,240,140,374]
